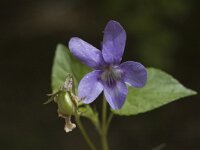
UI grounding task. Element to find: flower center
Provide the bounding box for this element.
[100,66,122,87]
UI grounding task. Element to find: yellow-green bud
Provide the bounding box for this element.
[57,91,75,116]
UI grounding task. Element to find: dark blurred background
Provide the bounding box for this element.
[0,0,199,150]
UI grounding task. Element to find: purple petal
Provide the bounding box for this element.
[102,20,126,65]
[103,80,128,110]
[120,61,147,88]
[69,37,105,69]
[78,70,103,104]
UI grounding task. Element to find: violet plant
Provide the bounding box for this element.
[47,20,196,150]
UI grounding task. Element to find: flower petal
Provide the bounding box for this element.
[78,70,103,104]
[69,37,105,69]
[120,61,147,88]
[103,80,128,110]
[102,20,126,65]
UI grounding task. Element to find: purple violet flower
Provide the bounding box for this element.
[68,20,147,110]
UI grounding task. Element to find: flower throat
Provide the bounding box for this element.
[100,66,122,87]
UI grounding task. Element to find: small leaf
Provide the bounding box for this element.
[51,44,91,93]
[79,105,100,131]
[113,68,197,115]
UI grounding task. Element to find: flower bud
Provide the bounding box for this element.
[56,91,75,116]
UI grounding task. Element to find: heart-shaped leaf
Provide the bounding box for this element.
[113,68,197,115]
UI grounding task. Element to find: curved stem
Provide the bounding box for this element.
[101,98,109,150]
[106,112,114,132]
[75,115,97,150]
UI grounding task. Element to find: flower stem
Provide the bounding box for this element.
[106,112,114,131]
[101,97,109,150]
[75,115,97,150]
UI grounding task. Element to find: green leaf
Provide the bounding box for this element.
[113,68,197,116]
[79,105,100,132]
[51,44,96,122]
[51,44,91,93]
